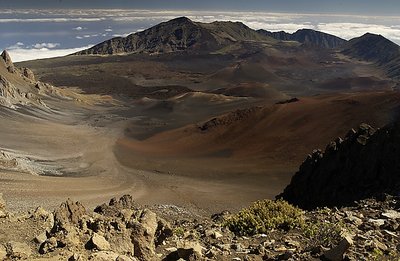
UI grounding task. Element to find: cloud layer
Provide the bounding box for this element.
[8,45,93,62]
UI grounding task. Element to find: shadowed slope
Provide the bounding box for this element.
[279,121,400,209]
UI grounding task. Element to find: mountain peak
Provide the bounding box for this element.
[170,16,193,23]
[342,33,400,74]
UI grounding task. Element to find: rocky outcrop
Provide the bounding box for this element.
[22,67,35,81]
[1,50,15,73]
[75,17,273,55]
[258,29,347,48]
[279,122,400,209]
[0,50,51,109]
[0,194,399,260]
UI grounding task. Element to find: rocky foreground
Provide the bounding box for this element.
[0,193,399,261]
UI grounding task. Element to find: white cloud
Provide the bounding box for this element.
[0,18,104,23]
[105,28,113,32]
[316,22,400,41]
[73,26,83,31]
[7,45,94,62]
[7,42,24,49]
[32,43,60,49]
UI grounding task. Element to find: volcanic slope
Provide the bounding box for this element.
[258,28,347,48]
[342,33,400,80]
[75,17,275,55]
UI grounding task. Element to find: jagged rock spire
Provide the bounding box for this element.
[1,50,13,67]
[1,50,15,73]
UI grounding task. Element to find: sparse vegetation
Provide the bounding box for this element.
[173,227,185,238]
[224,199,305,236]
[303,220,344,248]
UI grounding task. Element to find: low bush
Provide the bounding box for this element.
[224,199,305,236]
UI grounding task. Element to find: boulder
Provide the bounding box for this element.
[94,194,137,217]
[88,233,111,251]
[164,241,204,261]
[39,237,58,254]
[89,251,119,261]
[6,241,32,259]
[22,68,35,81]
[34,231,48,244]
[0,245,6,260]
[323,235,353,261]
[53,199,86,232]
[155,218,173,246]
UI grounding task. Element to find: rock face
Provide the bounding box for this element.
[75,17,273,55]
[279,122,400,209]
[0,50,15,73]
[342,33,400,80]
[22,67,35,81]
[0,50,48,109]
[258,28,347,48]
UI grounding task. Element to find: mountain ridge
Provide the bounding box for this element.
[257,28,347,48]
[342,32,400,80]
[75,17,275,55]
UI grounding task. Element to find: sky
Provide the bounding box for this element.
[0,0,399,15]
[0,1,399,62]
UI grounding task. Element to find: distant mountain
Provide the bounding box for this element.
[75,17,274,55]
[342,33,400,80]
[279,122,400,209]
[257,29,347,49]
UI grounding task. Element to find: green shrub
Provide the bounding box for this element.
[173,227,185,238]
[224,199,305,236]
[303,220,344,248]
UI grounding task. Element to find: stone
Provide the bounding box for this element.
[0,193,5,209]
[30,206,50,219]
[373,240,388,251]
[39,237,58,254]
[155,217,173,246]
[176,240,204,258]
[69,253,82,261]
[34,231,48,244]
[89,251,119,261]
[166,247,178,252]
[53,199,86,232]
[88,233,111,251]
[0,245,6,260]
[323,235,353,261]
[6,241,32,259]
[22,68,35,81]
[368,218,385,227]
[140,209,158,237]
[117,255,137,261]
[0,210,6,218]
[382,210,400,219]
[231,243,243,252]
[129,209,159,260]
